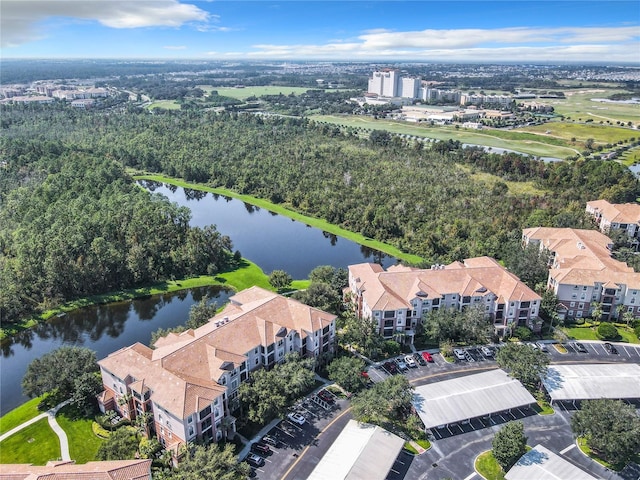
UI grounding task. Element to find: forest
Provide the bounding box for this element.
[0,149,238,323]
[1,104,638,323]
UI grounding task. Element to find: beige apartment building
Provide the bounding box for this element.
[97,287,336,456]
[347,256,541,340]
[522,227,640,321]
[586,199,640,242]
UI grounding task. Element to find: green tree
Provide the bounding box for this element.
[155,443,250,480]
[22,346,99,400]
[571,399,640,465]
[238,353,314,424]
[186,294,218,329]
[71,372,103,417]
[327,356,366,393]
[269,269,292,290]
[492,421,527,471]
[590,302,604,324]
[292,282,341,314]
[514,326,532,341]
[351,374,413,425]
[503,242,550,290]
[96,427,140,460]
[495,343,549,388]
[597,322,619,340]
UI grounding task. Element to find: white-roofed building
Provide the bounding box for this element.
[307,420,405,480]
[542,363,640,404]
[505,444,599,480]
[413,369,536,430]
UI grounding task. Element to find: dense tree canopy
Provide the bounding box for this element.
[154,444,250,480]
[327,356,366,393]
[0,152,236,323]
[571,399,640,466]
[495,343,549,388]
[424,306,493,344]
[22,346,99,400]
[350,374,413,425]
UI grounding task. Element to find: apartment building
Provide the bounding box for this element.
[586,199,640,241]
[0,460,152,480]
[400,77,420,99]
[522,227,640,321]
[368,69,400,97]
[98,287,336,456]
[347,257,541,341]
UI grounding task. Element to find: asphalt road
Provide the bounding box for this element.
[249,340,640,480]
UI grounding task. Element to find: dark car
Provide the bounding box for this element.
[317,389,335,404]
[604,342,618,354]
[251,442,271,455]
[246,453,265,468]
[384,361,398,373]
[574,342,588,353]
[414,352,427,366]
[261,434,280,448]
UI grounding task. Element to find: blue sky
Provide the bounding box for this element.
[1,1,639,63]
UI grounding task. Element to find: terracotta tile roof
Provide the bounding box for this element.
[98,343,225,420]
[587,200,640,224]
[350,256,539,310]
[0,460,151,480]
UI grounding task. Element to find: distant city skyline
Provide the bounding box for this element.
[1,1,639,63]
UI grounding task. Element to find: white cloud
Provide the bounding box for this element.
[236,25,639,62]
[1,0,210,47]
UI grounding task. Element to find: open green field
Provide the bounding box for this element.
[550,90,640,125]
[0,418,59,465]
[197,85,312,100]
[0,396,44,435]
[311,114,577,159]
[57,406,104,464]
[517,120,638,146]
[146,100,181,110]
[456,165,548,196]
[619,147,640,166]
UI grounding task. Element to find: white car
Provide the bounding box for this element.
[404,355,417,368]
[453,348,466,360]
[480,346,494,357]
[287,412,306,425]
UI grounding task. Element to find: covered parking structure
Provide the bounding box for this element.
[505,444,598,480]
[542,363,640,408]
[307,419,405,480]
[413,369,536,435]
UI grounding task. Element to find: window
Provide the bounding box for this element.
[383,311,395,319]
[576,311,583,318]
[579,303,584,309]
[188,415,193,424]
[583,286,588,291]
[570,302,575,307]
[573,285,578,290]
[521,301,530,308]
[199,405,212,420]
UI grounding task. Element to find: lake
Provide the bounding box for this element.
[0,182,396,415]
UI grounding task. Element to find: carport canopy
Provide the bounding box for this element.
[413,369,536,429]
[307,419,405,480]
[542,363,640,402]
[505,444,598,480]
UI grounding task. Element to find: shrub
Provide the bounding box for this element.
[597,322,619,340]
[514,326,532,341]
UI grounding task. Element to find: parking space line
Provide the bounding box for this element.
[624,346,632,357]
[560,444,576,454]
[463,472,478,480]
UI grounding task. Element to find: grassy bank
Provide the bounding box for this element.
[133,173,424,266]
[475,450,506,480]
[56,406,105,464]
[0,396,45,435]
[1,259,276,341]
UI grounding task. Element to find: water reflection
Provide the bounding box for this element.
[0,286,231,415]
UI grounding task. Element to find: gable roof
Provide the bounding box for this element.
[0,460,152,480]
[586,199,640,224]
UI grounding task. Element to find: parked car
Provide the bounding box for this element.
[287,412,306,425]
[246,453,265,468]
[251,442,271,455]
[453,348,466,360]
[480,346,494,357]
[604,342,618,354]
[574,342,588,353]
[395,358,409,372]
[536,342,549,352]
[317,389,335,404]
[404,355,417,368]
[414,352,427,366]
[421,351,434,363]
[261,435,280,448]
[383,361,397,373]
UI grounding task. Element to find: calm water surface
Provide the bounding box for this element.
[1,182,396,415]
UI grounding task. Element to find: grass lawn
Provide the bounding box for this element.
[197,85,312,100]
[146,100,181,110]
[517,121,638,146]
[56,406,104,464]
[552,90,640,125]
[0,418,60,465]
[562,324,639,344]
[0,396,45,435]
[133,173,424,265]
[311,114,578,159]
[618,147,640,166]
[475,450,506,480]
[533,400,555,415]
[456,165,548,196]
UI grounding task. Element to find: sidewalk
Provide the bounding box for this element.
[0,400,71,460]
